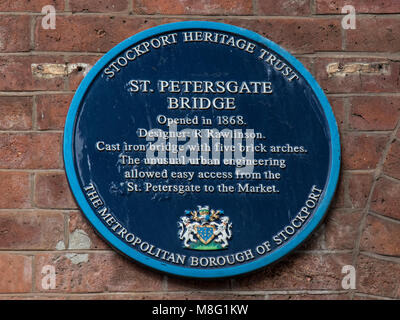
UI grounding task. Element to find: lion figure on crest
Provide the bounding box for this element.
[210,216,232,248]
[178,216,199,247]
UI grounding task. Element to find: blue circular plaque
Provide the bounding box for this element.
[64,21,340,278]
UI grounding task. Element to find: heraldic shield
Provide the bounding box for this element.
[178,206,232,250]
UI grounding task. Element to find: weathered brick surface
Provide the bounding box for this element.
[167,277,231,292]
[69,0,129,13]
[66,56,99,90]
[0,133,61,169]
[0,295,67,300]
[316,0,400,14]
[315,58,400,93]
[0,0,398,300]
[330,173,345,208]
[34,252,163,293]
[383,139,400,180]
[349,96,400,131]
[133,0,253,15]
[346,18,400,53]
[147,293,263,300]
[34,16,342,54]
[269,293,350,300]
[225,18,342,54]
[325,209,362,250]
[258,0,311,16]
[371,176,400,220]
[0,0,64,11]
[0,56,65,91]
[357,254,400,298]
[0,254,32,293]
[329,97,345,129]
[34,172,77,209]
[0,211,65,250]
[341,133,388,170]
[348,172,374,208]
[360,215,400,256]
[68,210,108,250]
[36,94,72,130]
[0,172,31,208]
[60,292,265,300]
[0,16,30,52]
[232,253,352,290]
[34,16,163,52]
[0,97,32,130]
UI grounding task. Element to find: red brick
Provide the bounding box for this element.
[167,277,230,292]
[70,0,129,12]
[329,97,345,130]
[35,16,342,54]
[68,210,108,249]
[360,214,400,256]
[258,0,311,15]
[64,293,133,301]
[156,293,263,300]
[64,294,135,300]
[0,56,65,91]
[0,211,64,250]
[371,176,400,220]
[331,173,345,208]
[325,209,362,249]
[357,254,400,298]
[0,16,30,52]
[68,294,136,300]
[0,254,32,293]
[342,133,388,170]
[133,0,253,15]
[383,139,400,180]
[66,56,99,90]
[0,133,61,169]
[34,252,163,292]
[316,0,400,14]
[315,58,400,94]
[227,18,342,54]
[353,294,391,300]
[36,94,72,130]
[349,96,400,131]
[0,0,64,11]
[269,293,350,300]
[61,292,264,300]
[0,172,30,208]
[35,16,163,52]
[0,295,67,300]
[348,172,374,208]
[346,18,400,52]
[34,172,77,209]
[66,294,135,300]
[0,96,32,130]
[233,253,352,290]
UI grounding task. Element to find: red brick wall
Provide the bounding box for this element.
[0,0,399,300]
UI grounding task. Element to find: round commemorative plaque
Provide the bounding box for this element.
[64,21,340,278]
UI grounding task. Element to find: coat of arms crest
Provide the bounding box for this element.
[178,206,232,250]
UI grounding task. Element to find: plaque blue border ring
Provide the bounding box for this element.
[63,21,341,278]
